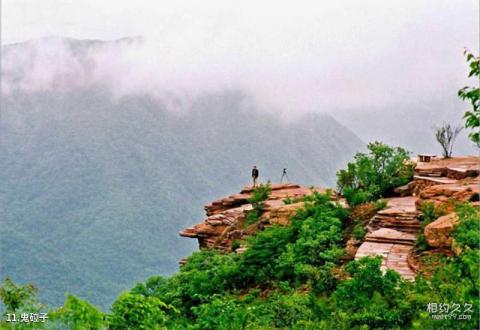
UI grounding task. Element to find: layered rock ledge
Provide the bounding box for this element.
[180,183,324,252]
[356,197,419,280]
[356,156,480,280]
[180,156,479,278]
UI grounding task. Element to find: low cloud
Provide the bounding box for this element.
[1,0,478,116]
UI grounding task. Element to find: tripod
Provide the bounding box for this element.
[280,168,290,183]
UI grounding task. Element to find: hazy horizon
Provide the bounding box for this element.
[1,0,479,311]
[2,1,479,116]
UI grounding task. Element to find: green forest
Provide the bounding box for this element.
[1,88,362,308]
[1,186,479,329]
[1,45,479,330]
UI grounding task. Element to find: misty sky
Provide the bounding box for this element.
[2,1,479,114]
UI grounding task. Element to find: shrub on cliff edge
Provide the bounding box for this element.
[337,141,413,206]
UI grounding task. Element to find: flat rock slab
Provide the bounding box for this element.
[415,157,480,179]
[356,242,392,259]
[355,241,415,280]
[384,244,415,280]
[419,178,480,199]
[358,197,418,280]
[447,164,480,173]
[366,228,416,242]
[416,156,480,168]
[379,196,418,214]
[182,183,319,251]
[206,183,318,215]
[413,176,458,184]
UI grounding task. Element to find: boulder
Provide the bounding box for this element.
[345,237,361,260]
[417,177,479,210]
[415,156,480,178]
[394,182,414,196]
[424,213,459,248]
[447,165,480,180]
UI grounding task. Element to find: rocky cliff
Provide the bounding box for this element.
[181,156,479,278]
[180,183,332,253]
[355,156,479,279]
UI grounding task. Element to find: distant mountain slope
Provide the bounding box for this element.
[332,99,477,156]
[0,86,363,308]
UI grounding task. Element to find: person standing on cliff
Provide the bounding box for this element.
[280,168,290,183]
[252,166,259,187]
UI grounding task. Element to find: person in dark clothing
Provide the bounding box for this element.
[280,168,290,183]
[251,166,259,187]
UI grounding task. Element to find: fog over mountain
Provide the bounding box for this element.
[1,38,366,308]
[2,1,478,153]
[1,0,478,309]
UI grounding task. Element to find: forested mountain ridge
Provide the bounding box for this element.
[2,37,477,328]
[0,83,363,308]
[1,151,478,329]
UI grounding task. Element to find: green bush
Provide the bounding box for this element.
[240,191,347,287]
[342,187,370,207]
[458,50,480,145]
[333,257,413,329]
[415,233,429,252]
[109,292,174,330]
[171,250,240,311]
[419,201,447,223]
[416,202,448,251]
[51,294,105,330]
[337,141,413,206]
[283,195,302,205]
[374,199,388,211]
[191,297,252,330]
[231,240,241,251]
[245,183,272,226]
[409,203,480,329]
[0,278,39,313]
[352,224,366,240]
[453,203,480,250]
[239,225,295,285]
[268,292,315,328]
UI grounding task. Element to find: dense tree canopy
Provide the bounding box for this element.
[336,141,414,206]
[2,191,478,329]
[458,50,480,146]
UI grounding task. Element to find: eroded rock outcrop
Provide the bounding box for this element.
[367,197,421,233]
[424,213,459,248]
[180,183,321,252]
[417,178,479,206]
[355,156,480,280]
[357,197,420,280]
[412,157,480,209]
[414,156,479,179]
[181,156,479,278]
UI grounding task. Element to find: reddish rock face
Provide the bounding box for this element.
[416,177,480,210]
[355,156,479,280]
[179,183,319,252]
[411,176,457,196]
[367,197,421,234]
[415,156,480,179]
[204,183,319,216]
[412,157,480,209]
[424,213,459,248]
[358,197,420,280]
[261,202,305,226]
[179,156,479,275]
